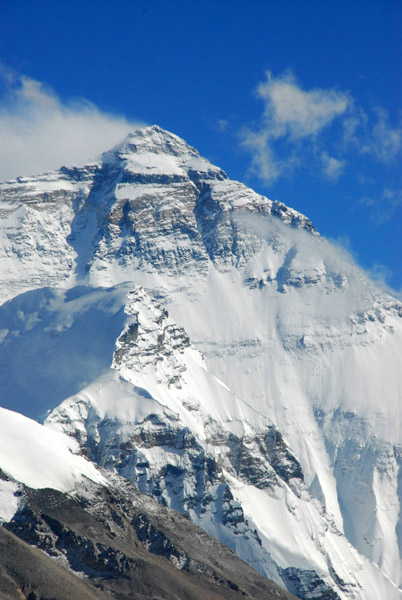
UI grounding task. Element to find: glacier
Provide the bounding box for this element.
[0,125,401,599]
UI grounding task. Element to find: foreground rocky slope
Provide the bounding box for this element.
[0,526,108,600]
[1,126,401,599]
[3,482,297,600]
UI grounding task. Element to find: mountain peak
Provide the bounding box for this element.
[98,124,227,186]
[106,125,200,159]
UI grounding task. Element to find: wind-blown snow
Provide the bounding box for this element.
[0,285,130,417]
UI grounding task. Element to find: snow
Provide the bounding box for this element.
[0,407,105,495]
[124,152,187,177]
[103,125,223,180]
[0,479,20,522]
[227,474,402,599]
[42,285,273,446]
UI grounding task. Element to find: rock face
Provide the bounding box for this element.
[1,125,402,600]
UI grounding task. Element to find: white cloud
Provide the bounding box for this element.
[240,128,287,183]
[240,71,350,183]
[321,151,345,181]
[0,69,144,181]
[327,234,400,299]
[239,71,402,187]
[256,71,349,139]
[366,263,402,300]
[342,108,367,147]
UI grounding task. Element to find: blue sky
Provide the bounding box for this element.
[1,0,401,292]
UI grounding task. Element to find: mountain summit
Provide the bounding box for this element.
[0,126,401,600]
[100,125,228,181]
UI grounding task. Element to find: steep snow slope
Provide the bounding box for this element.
[0,407,105,522]
[1,125,401,598]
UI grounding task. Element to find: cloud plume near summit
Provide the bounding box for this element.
[0,68,143,181]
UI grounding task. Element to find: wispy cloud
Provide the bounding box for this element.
[326,233,400,299]
[343,106,402,162]
[360,187,402,224]
[240,71,350,183]
[320,151,345,181]
[363,108,402,162]
[0,67,144,181]
[215,119,229,133]
[239,70,402,186]
[366,263,402,300]
[240,127,289,183]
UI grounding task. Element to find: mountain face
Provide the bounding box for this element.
[1,125,401,599]
[0,409,296,600]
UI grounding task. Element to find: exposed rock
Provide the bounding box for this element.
[4,476,298,600]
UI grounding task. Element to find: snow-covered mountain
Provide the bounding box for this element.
[1,125,401,599]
